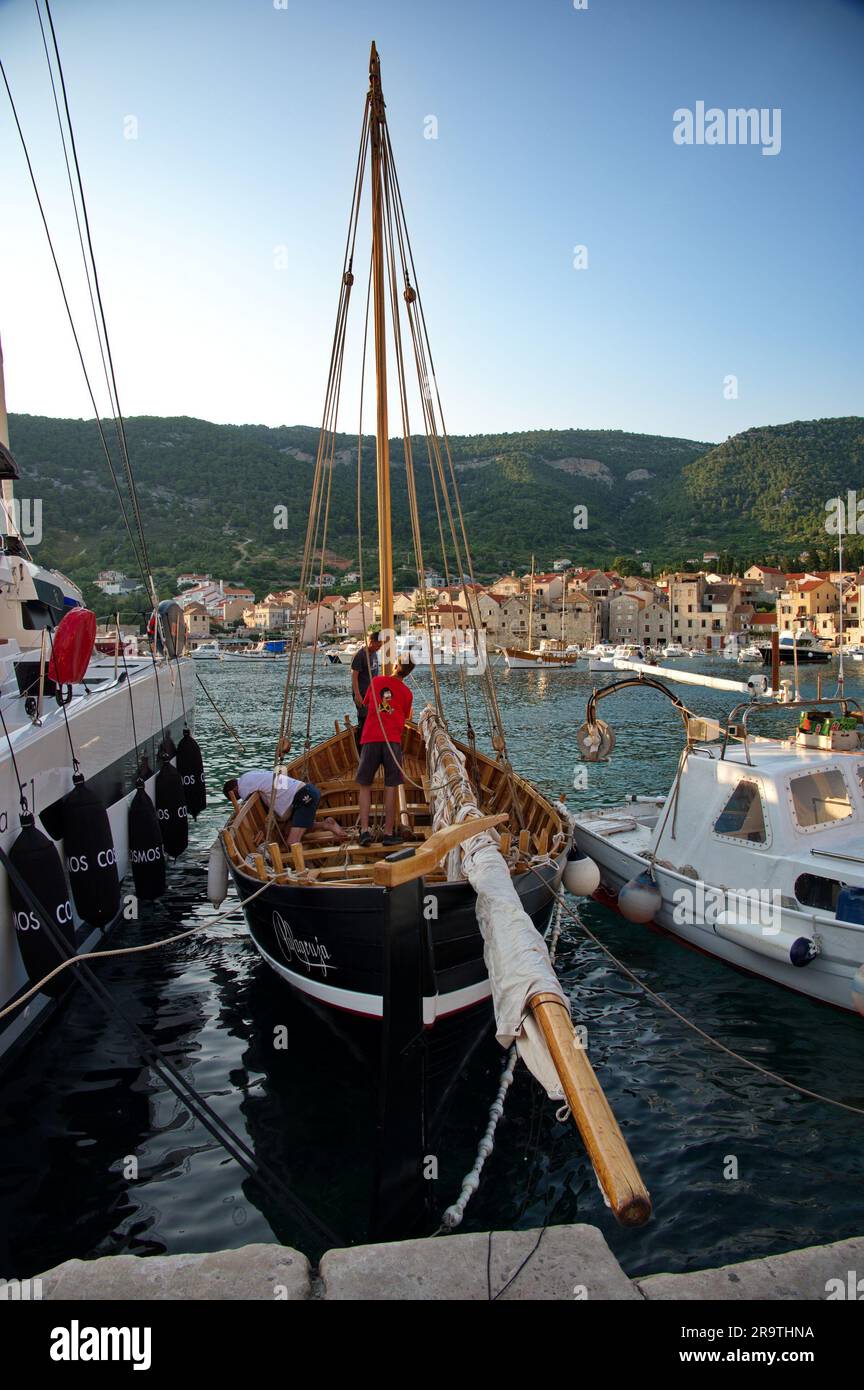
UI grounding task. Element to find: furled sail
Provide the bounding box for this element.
[419,706,569,1099]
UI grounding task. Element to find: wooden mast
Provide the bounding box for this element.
[369,43,394,671]
[527,554,535,650]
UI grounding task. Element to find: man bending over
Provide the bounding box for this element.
[223,769,347,845]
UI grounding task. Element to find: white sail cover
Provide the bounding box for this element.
[419,707,569,1099]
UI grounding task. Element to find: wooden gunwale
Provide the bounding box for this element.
[222,721,565,887]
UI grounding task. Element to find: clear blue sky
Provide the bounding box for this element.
[1,0,861,443]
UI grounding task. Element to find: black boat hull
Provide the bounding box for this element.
[758,646,831,663]
[231,856,563,1026]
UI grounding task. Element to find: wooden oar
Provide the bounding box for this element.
[528,990,652,1227]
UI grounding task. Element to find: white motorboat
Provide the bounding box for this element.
[587,642,617,672]
[737,643,763,664]
[612,643,648,668]
[661,643,686,659]
[569,677,864,1014]
[397,631,486,669]
[191,640,220,660]
[329,640,363,666]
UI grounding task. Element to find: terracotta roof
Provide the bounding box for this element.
[750,612,776,626]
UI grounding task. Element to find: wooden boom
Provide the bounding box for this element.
[527,991,652,1226]
[372,799,652,1227]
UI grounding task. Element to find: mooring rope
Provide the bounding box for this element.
[0,876,270,1023]
[439,899,567,1231]
[0,844,342,1248]
[533,867,864,1120]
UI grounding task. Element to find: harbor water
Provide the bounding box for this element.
[1,654,863,1279]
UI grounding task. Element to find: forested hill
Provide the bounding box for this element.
[6,413,862,600]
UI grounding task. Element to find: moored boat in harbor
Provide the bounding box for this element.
[0,341,196,1067]
[569,666,864,1013]
[220,45,650,1238]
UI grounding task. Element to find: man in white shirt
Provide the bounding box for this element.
[223,769,346,846]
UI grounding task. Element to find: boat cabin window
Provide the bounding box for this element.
[713,779,767,843]
[794,873,843,912]
[789,769,852,830]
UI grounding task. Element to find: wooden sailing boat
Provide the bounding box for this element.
[221,45,649,1237]
[502,558,580,668]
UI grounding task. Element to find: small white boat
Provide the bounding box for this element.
[612,643,648,668]
[569,679,864,1014]
[842,644,864,662]
[191,640,220,660]
[398,633,485,668]
[737,643,762,664]
[588,642,617,672]
[329,640,363,666]
[661,643,686,659]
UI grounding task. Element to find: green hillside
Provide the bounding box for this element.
[681,418,864,552]
[6,413,862,610]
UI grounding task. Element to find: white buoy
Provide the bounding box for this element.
[852,964,864,1017]
[207,838,229,907]
[563,848,601,897]
[618,869,662,923]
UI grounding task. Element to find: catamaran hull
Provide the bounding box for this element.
[0,658,194,1068]
[572,822,864,1013]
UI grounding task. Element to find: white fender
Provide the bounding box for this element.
[207,838,229,907]
[712,908,818,967]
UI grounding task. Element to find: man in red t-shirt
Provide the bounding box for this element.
[357,660,414,845]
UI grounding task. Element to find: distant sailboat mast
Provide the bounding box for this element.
[527,554,535,649]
